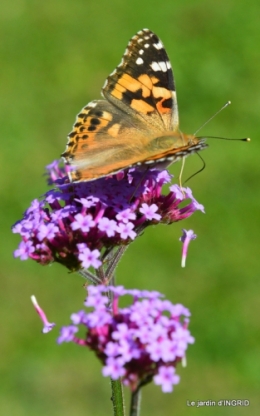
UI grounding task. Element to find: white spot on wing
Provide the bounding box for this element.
[87,101,97,108]
[136,57,144,65]
[144,43,150,48]
[150,61,161,71]
[153,41,163,50]
[159,61,167,72]
[150,61,168,72]
[109,68,117,76]
[139,49,144,55]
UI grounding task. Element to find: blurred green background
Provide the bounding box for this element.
[1,0,259,415]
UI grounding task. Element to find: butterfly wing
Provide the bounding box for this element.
[102,28,179,132]
[62,99,166,181]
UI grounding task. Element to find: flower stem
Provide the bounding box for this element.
[78,269,101,284]
[110,378,125,416]
[104,245,129,282]
[130,387,142,416]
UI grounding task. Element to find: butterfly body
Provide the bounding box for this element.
[62,29,208,182]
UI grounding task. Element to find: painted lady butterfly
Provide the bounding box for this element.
[62,29,208,182]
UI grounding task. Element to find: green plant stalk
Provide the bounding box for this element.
[110,378,125,416]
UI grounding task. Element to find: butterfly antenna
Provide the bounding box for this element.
[183,152,206,185]
[197,135,250,142]
[179,132,188,193]
[178,157,186,194]
[193,101,231,136]
[182,133,250,185]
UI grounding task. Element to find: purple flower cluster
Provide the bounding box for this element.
[12,160,204,272]
[58,285,194,393]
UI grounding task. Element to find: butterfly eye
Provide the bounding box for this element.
[187,137,195,145]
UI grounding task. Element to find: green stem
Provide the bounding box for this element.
[130,387,142,416]
[110,378,125,416]
[106,246,129,282]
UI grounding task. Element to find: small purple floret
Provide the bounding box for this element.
[14,240,35,260]
[139,203,161,221]
[116,222,137,240]
[180,229,197,267]
[154,366,180,393]
[98,217,117,237]
[78,245,102,269]
[71,213,95,232]
[31,295,56,334]
[57,325,78,343]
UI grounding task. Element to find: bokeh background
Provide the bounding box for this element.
[1,0,259,415]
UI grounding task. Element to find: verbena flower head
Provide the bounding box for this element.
[58,285,195,393]
[12,160,204,274]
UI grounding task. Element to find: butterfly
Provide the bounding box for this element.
[62,29,208,182]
